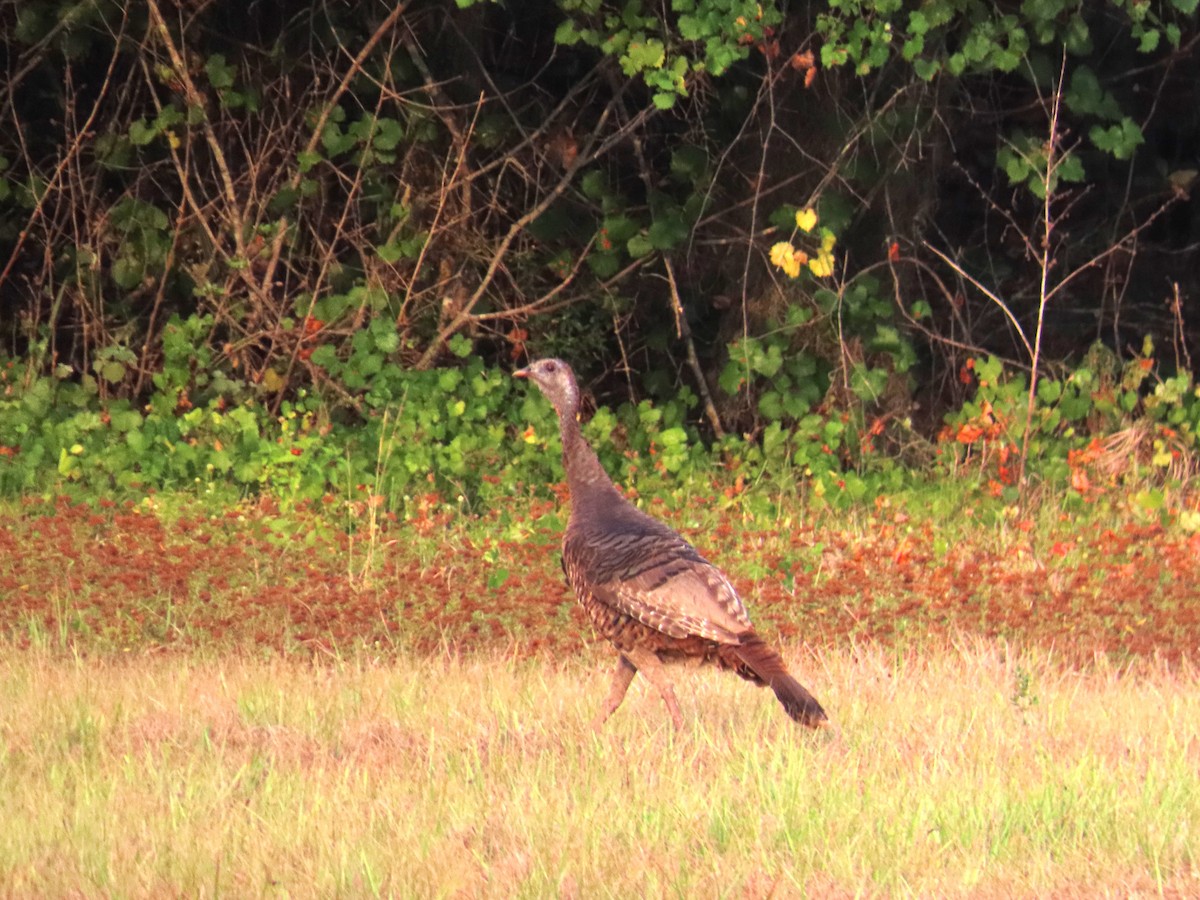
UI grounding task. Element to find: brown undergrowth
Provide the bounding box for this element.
[1,491,1196,666]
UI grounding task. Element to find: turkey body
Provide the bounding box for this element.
[516,358,827,730]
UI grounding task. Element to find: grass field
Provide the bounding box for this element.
[1,644,1198,897]
[1,490,1199,896]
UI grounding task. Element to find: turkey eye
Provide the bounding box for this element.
[544,361,558,373]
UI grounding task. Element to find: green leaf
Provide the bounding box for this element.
[708,43,738,75]
[659,426,687,447]
[719,361,745,395]
[218,89,246,111]
[1063,13,1091,54]
[554,20,580,46]
[155,106,184,129]
[621,37,665,76]
[870,324,903,354]
[112,256,144,290]
[849,364,886,402]
[1089,119,1144,160]
[651,91,676,110]
[783,394,810,419]
[753,342,783,378]
[448,333,474,358]
[98,361,126,384]
[647,214,689,251]
[128,118,157,146]
[913,57,940,80]
[373,329,400,354]
[678,14,707,41]
[1060,393,1090,420]
[205,54,236,90]
[109,408,143,432]
[587,251,620,278]
[321,122,356,157]
[998,147,1029,183]
[373,118,404,151]
[308,345,338,370]
[626,233,655,258]
[125,429,147,453]
[601,215,638,243]
[1057,153,1085,183]
[758,391,783,421]
[1037,379,1062,404]
[267,187,298,216]
[975,356,1004,385]
[376,241,410,264]
[581,171,609,202]
[1065,67,1119,120]
[1133,488,1164,512]
[670,146,708,182]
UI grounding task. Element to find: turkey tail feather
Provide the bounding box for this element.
[734,634,828,728]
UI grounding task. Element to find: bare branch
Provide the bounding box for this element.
[0,6,129,294]
[922,241,1034,360]
[664,256,725,437]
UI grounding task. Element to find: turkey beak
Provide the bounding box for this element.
[513,367,530,379]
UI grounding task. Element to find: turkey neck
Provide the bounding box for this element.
[556,402,625,514]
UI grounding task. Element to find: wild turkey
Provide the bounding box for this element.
[515,358,828,730]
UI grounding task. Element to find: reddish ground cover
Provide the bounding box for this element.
[1,494,1197,665]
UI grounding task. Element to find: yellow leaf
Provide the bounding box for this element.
[821,230,837,252]
[795,208,819,232]
[769,241,802,278]
[262,368,286,392]
[809,251,835,278]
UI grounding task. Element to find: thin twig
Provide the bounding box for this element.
[264,3,411,293]
[145,0,248,260]
[412,86,654,370]
[0,6,128,294]
[874,256,1031,372]
[922,242,1035,359]
[1018,55,1069,501]
[664,257,725,438]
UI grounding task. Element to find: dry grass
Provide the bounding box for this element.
[1,641,1198,897]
